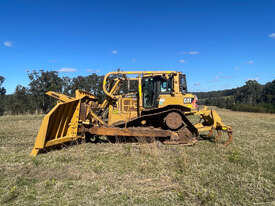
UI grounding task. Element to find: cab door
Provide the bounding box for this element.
[142,76,173,109]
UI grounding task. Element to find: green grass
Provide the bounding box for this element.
[0,109,275,205]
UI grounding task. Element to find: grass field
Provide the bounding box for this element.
[0,108,274,205]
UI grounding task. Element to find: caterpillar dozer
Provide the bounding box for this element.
[30,71,232,156]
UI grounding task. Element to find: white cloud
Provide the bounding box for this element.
[58,67,77,73]
[87,69,100,73]
[247,77,259,81]
[185,51,199,55]
[268,33,275,38]
[247,60,254,64]
[193,82,200,87]
[112,50,118,54]
[179,59,185,63]
[210,74,233,83]
[3,41,12,47]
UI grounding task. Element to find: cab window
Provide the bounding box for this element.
[160,78,172,93]
[180,74,187,93]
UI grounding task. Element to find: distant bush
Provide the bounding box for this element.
[196,79,275,114]
[231,104,275,113]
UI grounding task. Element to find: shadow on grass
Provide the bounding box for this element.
[198,134,216,142]
[35,133,221,156]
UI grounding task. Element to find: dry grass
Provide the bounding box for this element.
[0,109,274,205]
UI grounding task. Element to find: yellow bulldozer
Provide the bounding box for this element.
[30,71,232,156]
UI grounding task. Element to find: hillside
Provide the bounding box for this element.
[195,79,275,113]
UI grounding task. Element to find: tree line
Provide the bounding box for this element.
[195,79,275,113]
[0,70,105,115]
[0,71,275,115]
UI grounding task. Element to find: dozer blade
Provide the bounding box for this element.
[30,89,102,156]
[30,98,83,156]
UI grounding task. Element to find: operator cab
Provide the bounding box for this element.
[142,74,187,109]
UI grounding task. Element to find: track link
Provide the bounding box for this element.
[112,108,198,145]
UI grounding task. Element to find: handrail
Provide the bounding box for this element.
[103,71,177,99]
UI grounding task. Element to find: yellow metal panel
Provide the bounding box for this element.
[46,91,75,102]
[45,136,83,147]
[55,102,71,139]
[138,76,142,115]
[30,99,82,156]
[67,100,81,137]
[75,90,97,99]
[33,103,61,148]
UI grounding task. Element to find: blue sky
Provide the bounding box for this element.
[0,0,275,94]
